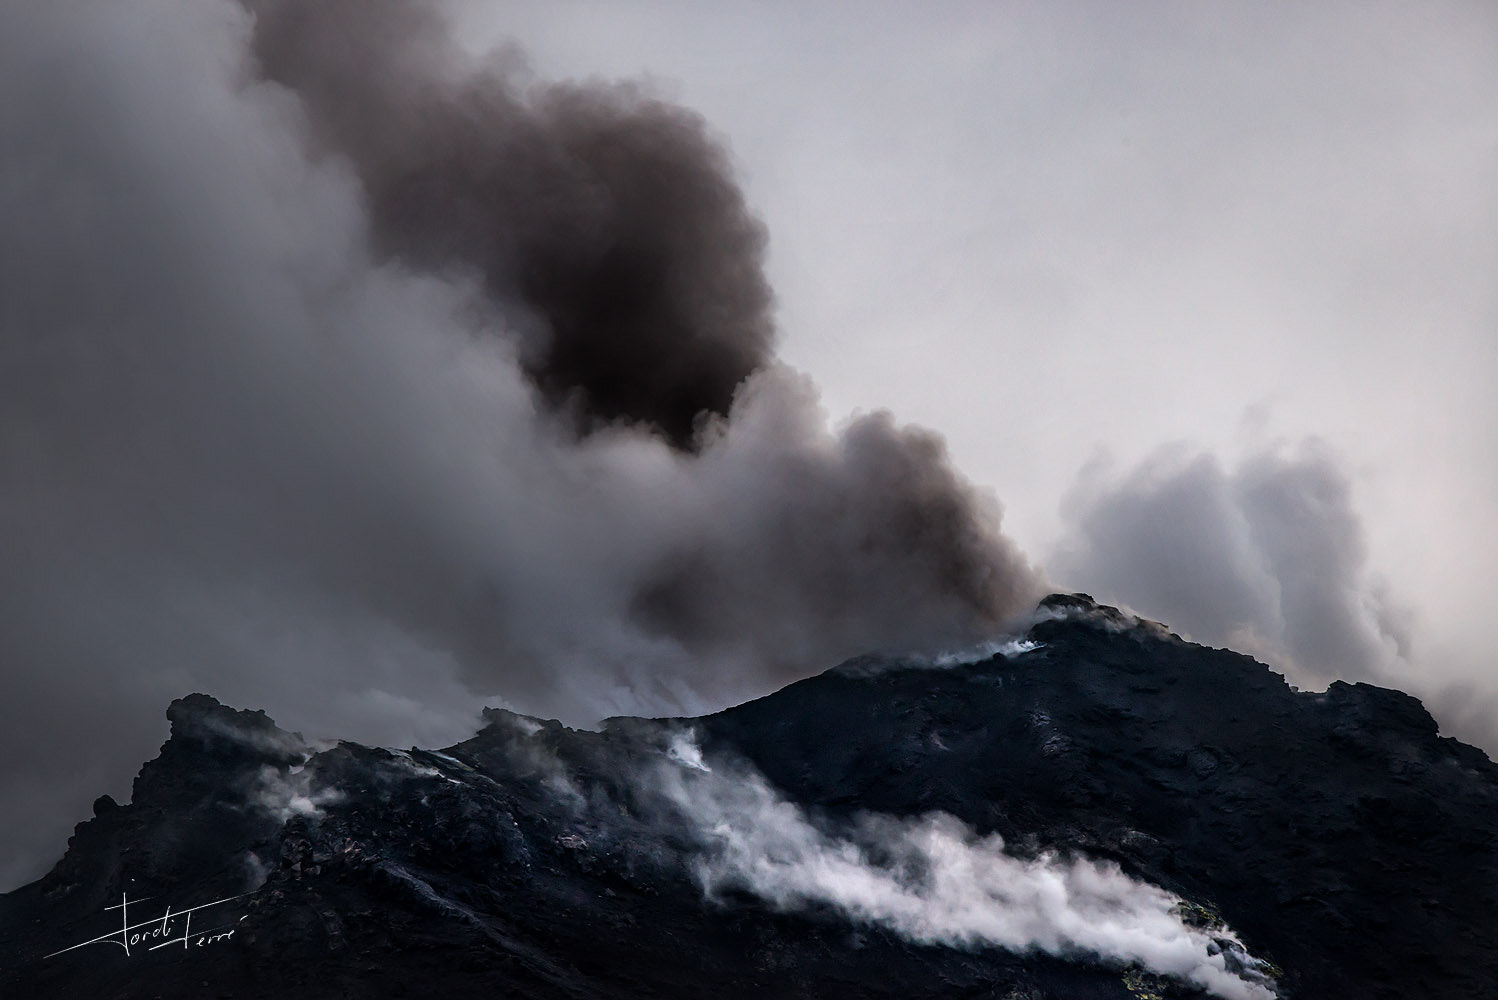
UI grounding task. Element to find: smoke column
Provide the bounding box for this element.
[0,0,1039,888]
[243,0,775,449]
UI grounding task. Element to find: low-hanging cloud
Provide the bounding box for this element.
[0,0,1039,889]
[656,742,1279,1000]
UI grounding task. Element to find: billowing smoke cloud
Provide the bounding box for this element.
[245,0,775,449]
[1049,441,1411,686]
[0,0,1039,889]
[657,741,1279,1000]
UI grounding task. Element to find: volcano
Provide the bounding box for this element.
[3,594,1495,999]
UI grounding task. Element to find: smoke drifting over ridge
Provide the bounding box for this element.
[1048,441,1498,753]
[0,0,1038,888]
[1050,442,1412,688]
[225,0,1040,680]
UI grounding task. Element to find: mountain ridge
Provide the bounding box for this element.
[3,595,1495,999]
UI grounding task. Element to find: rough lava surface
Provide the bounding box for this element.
[2,596,1495,999]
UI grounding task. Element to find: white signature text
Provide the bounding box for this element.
[45,891,247,960]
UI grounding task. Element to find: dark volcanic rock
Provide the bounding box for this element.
[2,595,1496,999]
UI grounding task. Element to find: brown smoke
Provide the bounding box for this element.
[0,0,1043,890]
[233,0,1042,681]
[244,0,774,448]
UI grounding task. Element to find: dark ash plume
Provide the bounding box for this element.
[243,0,774,449]
[632,402,1037,672]
[0,0,1041,889]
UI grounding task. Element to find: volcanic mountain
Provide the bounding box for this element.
[2,595,1495,999]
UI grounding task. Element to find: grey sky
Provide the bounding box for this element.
[1,0,1494,890]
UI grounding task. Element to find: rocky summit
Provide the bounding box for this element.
[3,595,1496,999]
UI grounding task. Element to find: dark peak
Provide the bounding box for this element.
[479,706,562,734]
[164,692,308,763]
[1035,592,1172,637]
[1323,680,1441,738]
[1037,592,1132,625]
[1038,592,1102,613]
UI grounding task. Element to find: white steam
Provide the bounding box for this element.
[250,764,343,823]
[660,740,1278,1000]
[666,729,712,772]
[931,637,1043,668]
